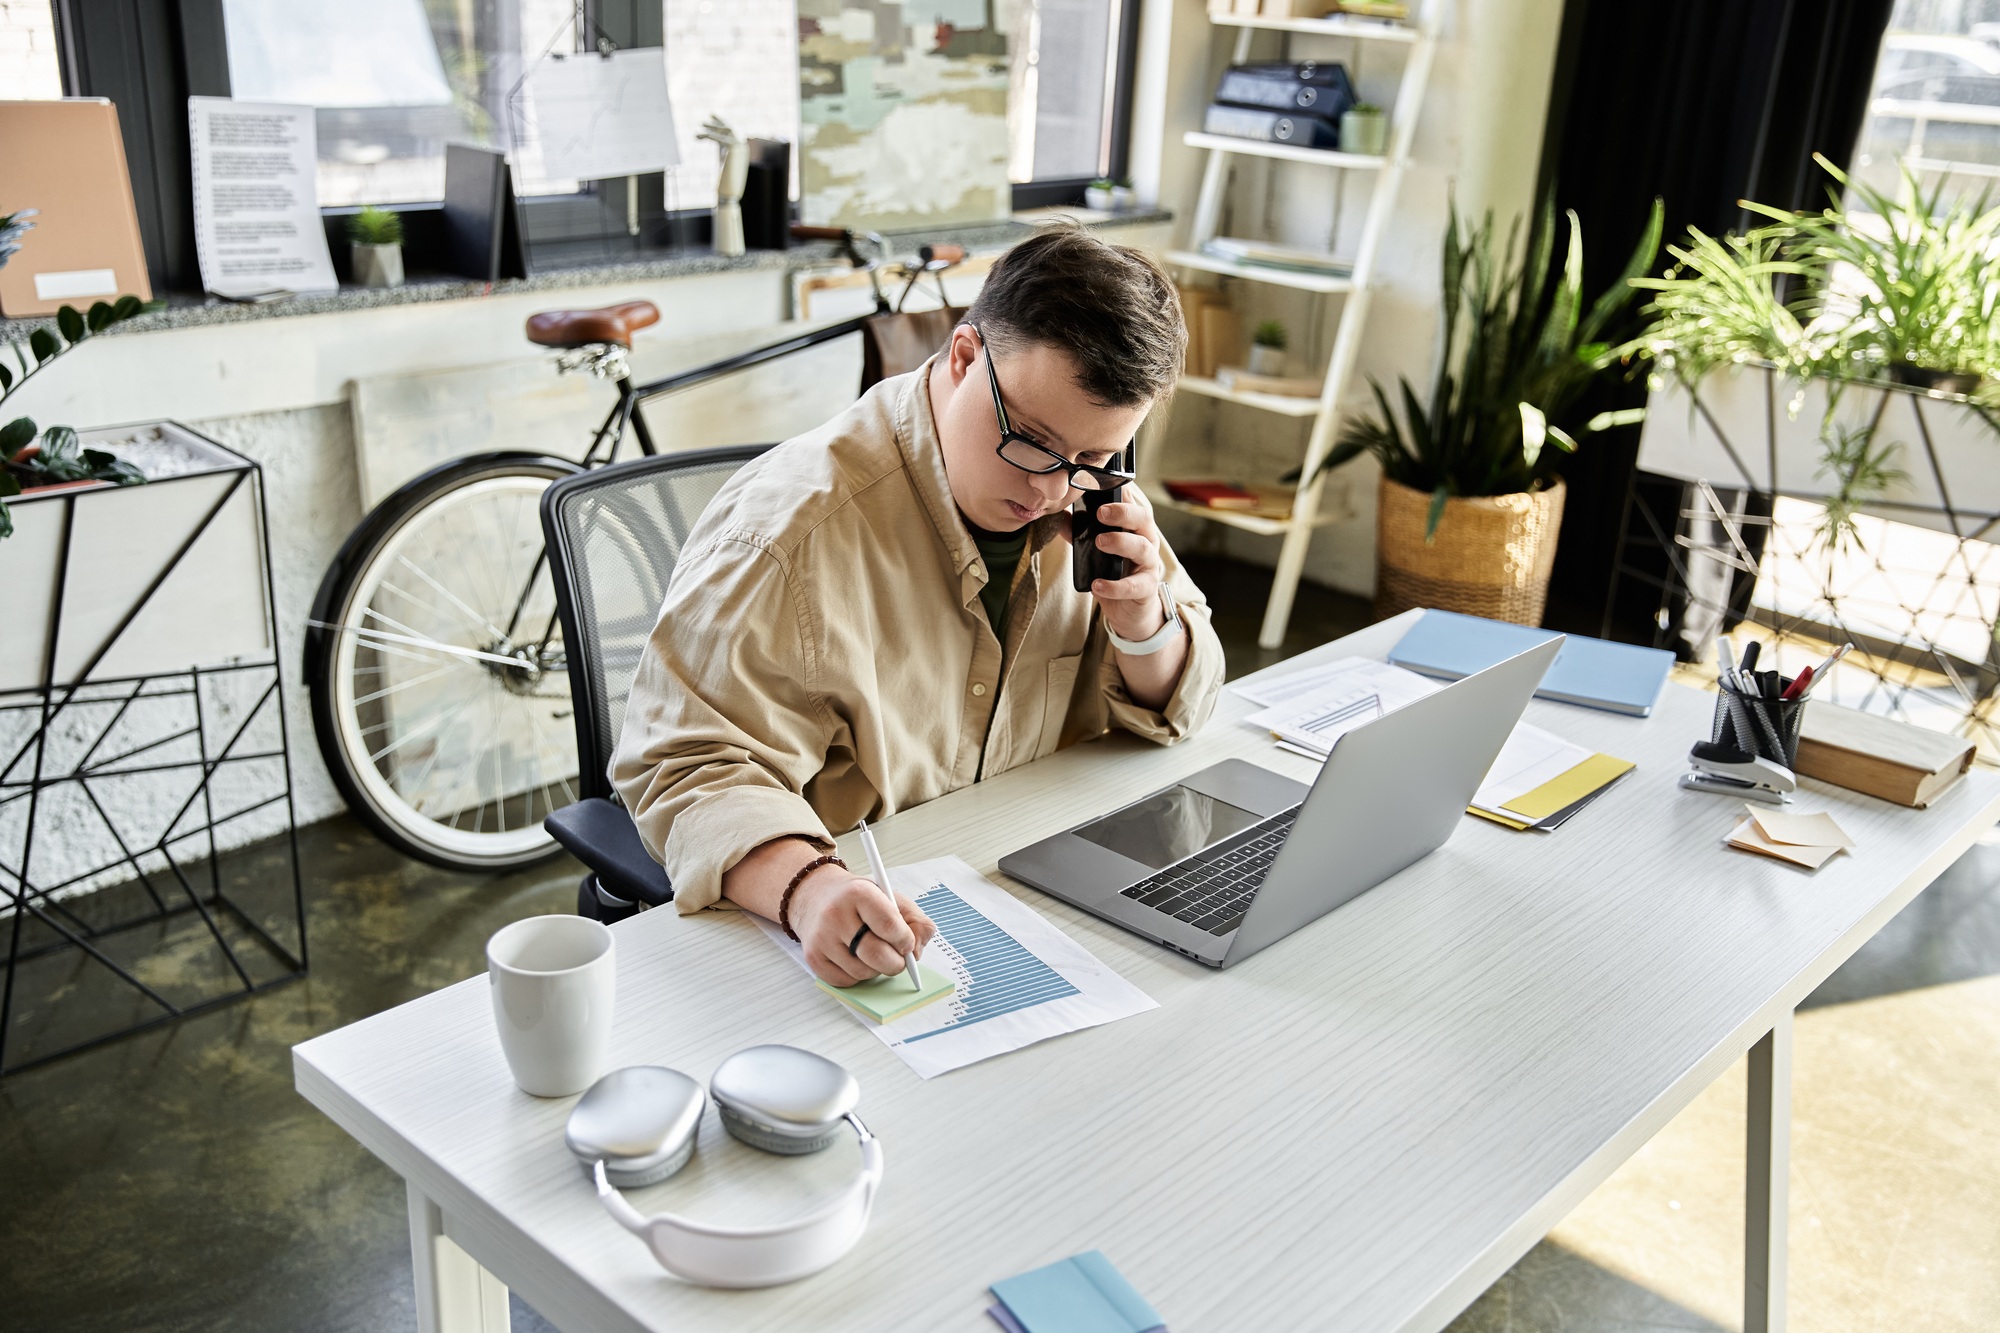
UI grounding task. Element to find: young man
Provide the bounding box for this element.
[613,224,1224,986]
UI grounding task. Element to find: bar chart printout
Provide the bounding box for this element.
[757,856,1156,1078]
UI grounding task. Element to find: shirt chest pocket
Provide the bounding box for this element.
[1037,654,1083,757]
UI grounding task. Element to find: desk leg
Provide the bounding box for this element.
[408,1181,511,1333]
[1745,1011,1793,1333]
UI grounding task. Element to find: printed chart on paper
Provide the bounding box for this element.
[758,855,1156,1078]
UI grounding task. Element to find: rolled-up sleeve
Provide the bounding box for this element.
[612,534,834,913]
[1094,540,1225,744]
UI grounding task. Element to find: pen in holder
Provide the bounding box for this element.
[1680,677,1806,805]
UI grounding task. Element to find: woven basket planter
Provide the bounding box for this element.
[1374,475,1566,625]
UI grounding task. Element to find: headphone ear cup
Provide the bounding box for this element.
[719,1100,844,1155]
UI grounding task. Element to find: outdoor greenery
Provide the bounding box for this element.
[346,206,405,247]
[1313,195,1664,538]
[1252,319,1288,350]
[1,295,158,539]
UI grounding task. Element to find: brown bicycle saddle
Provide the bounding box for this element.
[525,300,661,349]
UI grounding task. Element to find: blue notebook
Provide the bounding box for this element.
[989,1251,1167,1333]
[1388,610,1675,717]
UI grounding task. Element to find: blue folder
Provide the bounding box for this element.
[1387,609,1675,717]
[989,1251,1166,1333]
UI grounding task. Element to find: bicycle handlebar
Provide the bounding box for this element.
[919,243,966,265]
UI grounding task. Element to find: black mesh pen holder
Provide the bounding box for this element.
[1709,680,1806,769]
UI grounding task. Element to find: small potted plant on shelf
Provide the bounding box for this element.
[1,295,157,539]
[1341,102,1388,157]
[1085,179,1118,212]
[347,206,406,288]
[1311,196,1664,624]
[1249,320,1288,375]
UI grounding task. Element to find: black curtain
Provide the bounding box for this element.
[1536,0,1894,648]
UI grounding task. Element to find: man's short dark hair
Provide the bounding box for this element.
[965,222,1186,407]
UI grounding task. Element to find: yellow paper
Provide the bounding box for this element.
[1501,753,1636,821]
[816,960,956,1024]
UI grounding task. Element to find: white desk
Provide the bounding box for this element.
[294,611,2000,1333]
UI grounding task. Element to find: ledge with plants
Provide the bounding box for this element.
[1629,156,2000,547]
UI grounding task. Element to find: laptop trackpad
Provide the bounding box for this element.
[1072,783,1268,870]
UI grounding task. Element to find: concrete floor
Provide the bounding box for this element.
[3,558,1996,1332]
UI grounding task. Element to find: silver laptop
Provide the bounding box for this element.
[999,639,1561,968]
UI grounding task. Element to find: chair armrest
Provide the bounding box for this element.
[544,798,672,908]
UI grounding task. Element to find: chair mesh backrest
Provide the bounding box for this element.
[547,449,763,798]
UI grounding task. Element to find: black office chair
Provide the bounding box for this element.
[539,444,773,921]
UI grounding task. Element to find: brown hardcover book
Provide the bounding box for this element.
[1793,704,1975,808]
[1198,305,1241,379]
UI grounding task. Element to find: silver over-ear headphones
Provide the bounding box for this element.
[565,1045,881,1288]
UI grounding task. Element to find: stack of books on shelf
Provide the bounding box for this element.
[1201,237,1353,277]
[1163,479,1294,520]
[1214,365,1323,397]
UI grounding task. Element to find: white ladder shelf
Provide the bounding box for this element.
[1162,3,1439,649]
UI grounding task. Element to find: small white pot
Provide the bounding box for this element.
[1248,343,1287,376]
[1110,185,1136,211]
[351,242,405,288]
[1084,186,1117,212]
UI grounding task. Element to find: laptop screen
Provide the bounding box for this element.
[1071,785,1265,870]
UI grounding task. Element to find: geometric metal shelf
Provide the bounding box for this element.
[1,432,305,1076]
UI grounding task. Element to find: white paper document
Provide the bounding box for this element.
[515,48,679,190]
[1468,723,1592,821]
[187,97,338,299]
[1241,657,1441,755]
[758,856,1156,1079]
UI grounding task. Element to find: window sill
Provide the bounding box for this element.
[0,209,1172,344]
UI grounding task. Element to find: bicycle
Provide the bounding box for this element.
[304,227,968,870]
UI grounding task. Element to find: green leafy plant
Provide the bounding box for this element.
[1815,419,1908,551]
[1,294,158,538]
[1752,156,2000,382]
[1625,223,1822,385]
[1252,319,1288,350]
[346,206,405,247]
[1311,195,1664,537]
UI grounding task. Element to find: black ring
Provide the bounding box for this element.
[848,925,870,957]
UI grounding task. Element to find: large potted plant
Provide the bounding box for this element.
[1315,197,1663,623]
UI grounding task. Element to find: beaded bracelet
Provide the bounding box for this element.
[778,853,845,941]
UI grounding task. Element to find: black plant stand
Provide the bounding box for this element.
[0,426,306,1075]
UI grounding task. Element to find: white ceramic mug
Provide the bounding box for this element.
[487,915,616,1097]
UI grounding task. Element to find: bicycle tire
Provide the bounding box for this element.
[306,452,584,871]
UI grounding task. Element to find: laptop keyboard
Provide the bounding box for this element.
[1118,806,1300,937]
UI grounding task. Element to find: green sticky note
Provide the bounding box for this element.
[816,960,956,1023]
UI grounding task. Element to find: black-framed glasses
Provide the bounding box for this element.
[973,324,1134,492]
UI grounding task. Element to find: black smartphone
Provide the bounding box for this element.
[1072,443,1137,593]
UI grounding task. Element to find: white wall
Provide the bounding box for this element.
[1132,0,1567,598]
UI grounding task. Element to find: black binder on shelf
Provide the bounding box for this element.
[442,144,527,282]
[1214,61,1357,123]
[1202,104,1345,149]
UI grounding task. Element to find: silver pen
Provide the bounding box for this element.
[857,818,923,989]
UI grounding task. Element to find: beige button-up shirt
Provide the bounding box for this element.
[612,361,1225,913]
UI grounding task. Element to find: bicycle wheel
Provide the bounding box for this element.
[306,453,584,870]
